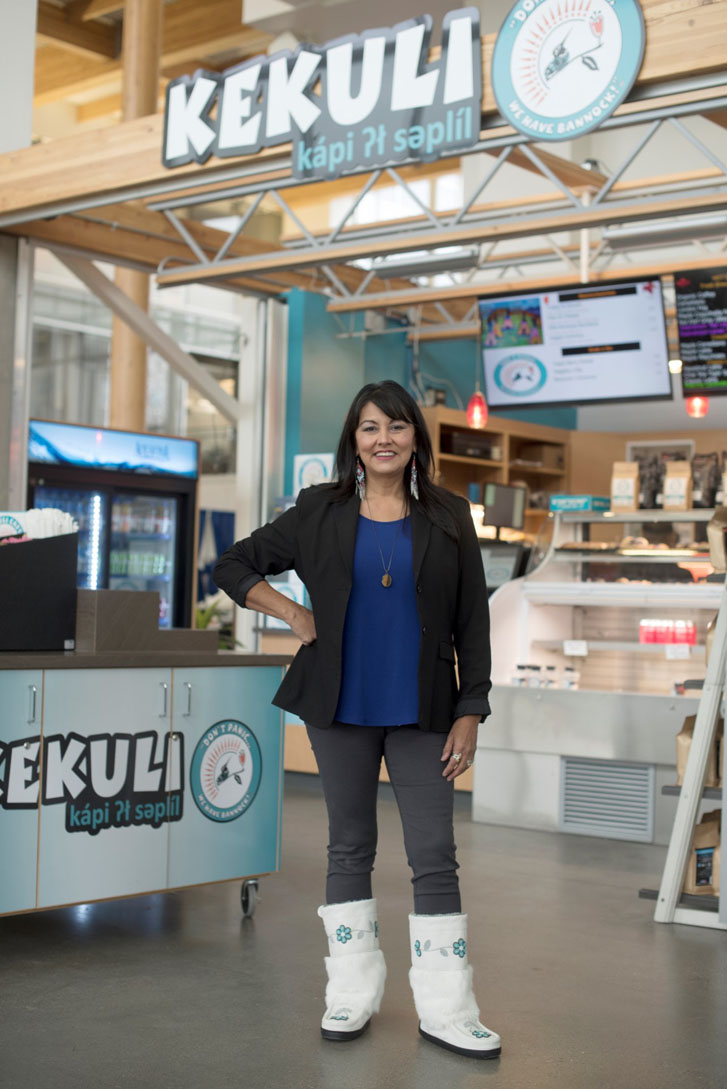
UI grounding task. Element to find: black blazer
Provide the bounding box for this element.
[213,485,491,732]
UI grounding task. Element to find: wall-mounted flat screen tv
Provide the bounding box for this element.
[479,278,671,410]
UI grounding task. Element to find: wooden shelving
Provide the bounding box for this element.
[509,463,566,477]
[421,405,571,506]
[439,452,504,469]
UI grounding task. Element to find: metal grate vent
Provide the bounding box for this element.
[559,758,654,842]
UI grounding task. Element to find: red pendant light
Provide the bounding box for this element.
[467,385,488,429]
[685,396,709,419]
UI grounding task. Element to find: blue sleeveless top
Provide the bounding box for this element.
[334,515,421,726]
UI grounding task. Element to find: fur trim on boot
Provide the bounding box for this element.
[408,913,501,1059]
[321,949,387,1040]
[317,900,385,1041]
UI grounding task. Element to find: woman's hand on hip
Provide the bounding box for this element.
[441,715,479,781]
[289,603,317,645]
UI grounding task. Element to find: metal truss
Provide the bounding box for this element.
[146,78,727,315]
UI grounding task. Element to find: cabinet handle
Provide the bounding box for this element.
[159,682,169,718]
[183,682,193,717]
[28,685,38,724]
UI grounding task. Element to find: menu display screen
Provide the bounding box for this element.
[675,268,727,397]
[479,278,671,408]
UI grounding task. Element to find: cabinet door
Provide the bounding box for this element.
[38,669,172,909]
[169,667,285,889]
[0,671,43,914]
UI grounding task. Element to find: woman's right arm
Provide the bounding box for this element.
[244,581,316,644]
[213,500,317,644]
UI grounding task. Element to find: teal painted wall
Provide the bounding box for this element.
[363,320,409,388]
[418,336,577,428]
[284,290,366,493]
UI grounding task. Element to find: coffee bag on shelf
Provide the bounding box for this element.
[683,810,721,896]
[675,715,722,789]
[663,461,692,511]
[611,461,639,512]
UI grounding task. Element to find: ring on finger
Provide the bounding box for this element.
[452,752,462,764]
[466,759,474,768]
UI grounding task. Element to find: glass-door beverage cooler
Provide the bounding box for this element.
[27,420,199,628]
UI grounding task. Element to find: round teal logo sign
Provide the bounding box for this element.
[492,0,645,141]
[494,355,547,397]
[190,719,262,822]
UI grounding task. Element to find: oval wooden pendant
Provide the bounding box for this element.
[381,573,393,588]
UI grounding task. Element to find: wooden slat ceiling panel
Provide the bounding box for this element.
[35,0,273,104]
[36,2,118,60]
[34,0,727,113]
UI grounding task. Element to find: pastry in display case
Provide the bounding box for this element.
[490,509,722,697]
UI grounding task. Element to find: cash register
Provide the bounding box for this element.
[479,482,530,596]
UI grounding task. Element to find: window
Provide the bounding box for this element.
[31,325,109,426]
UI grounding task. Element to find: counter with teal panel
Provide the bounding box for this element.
[0,591,291,917]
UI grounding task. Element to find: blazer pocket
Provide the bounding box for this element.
[438,641,455,662]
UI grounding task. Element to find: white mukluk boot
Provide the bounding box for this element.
[408,912,501,1059]
[317,898,386,1041]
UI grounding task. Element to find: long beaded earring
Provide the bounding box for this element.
[355,456,366,500]
[410,454,419,500]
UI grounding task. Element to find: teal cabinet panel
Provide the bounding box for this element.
[37,669,172,909]
[0,671,43,914]
[168,667,285,889]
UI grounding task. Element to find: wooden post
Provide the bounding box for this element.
[109,0,162,431]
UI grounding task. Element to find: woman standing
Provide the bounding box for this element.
[213,381,501,1059]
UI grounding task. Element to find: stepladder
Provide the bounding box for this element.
[653,576,726,930]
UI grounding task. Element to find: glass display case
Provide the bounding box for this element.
[474,510,724,845]
[491,509,722,696]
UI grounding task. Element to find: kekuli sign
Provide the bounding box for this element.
[492,0,645,141]
[162,7,482,180]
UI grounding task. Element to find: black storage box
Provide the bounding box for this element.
[441,430,494,460]
[0,533,78,651]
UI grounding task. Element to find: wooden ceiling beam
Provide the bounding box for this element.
[154,191,727,287]
[76,85,166,124]
[36,1,271,104]
[491,147,608,192]
[77,201,447,306]
[34,0,727,119]
[69,0,124,20]
[36,2,118,59]
[3,214,287,297]
[160,0,272,67]
[703,108,727,128]
[34,45,120,104]
[325,255,727,314]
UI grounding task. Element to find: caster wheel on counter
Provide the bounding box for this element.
[241,879,259,918]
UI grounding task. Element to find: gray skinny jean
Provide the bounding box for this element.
[306,722,461,914]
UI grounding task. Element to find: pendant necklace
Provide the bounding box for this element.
[365,496,407,588]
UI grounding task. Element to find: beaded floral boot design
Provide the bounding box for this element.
[408,912,501,1059]
[317,898,386,1041]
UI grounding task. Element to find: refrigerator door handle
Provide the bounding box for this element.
[28,685,38,725]
[183,682,193,717]
[159,682,169,718]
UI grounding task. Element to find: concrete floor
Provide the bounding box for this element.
[1,772,726,1089]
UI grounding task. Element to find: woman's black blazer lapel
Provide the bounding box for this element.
[331,491,432,585]
[410,500,432,584]
[331,493,359,581]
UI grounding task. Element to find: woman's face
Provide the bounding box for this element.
[355,401,416,485]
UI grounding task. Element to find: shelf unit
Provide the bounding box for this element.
[532,639,706,657]
[421,405,570,519]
